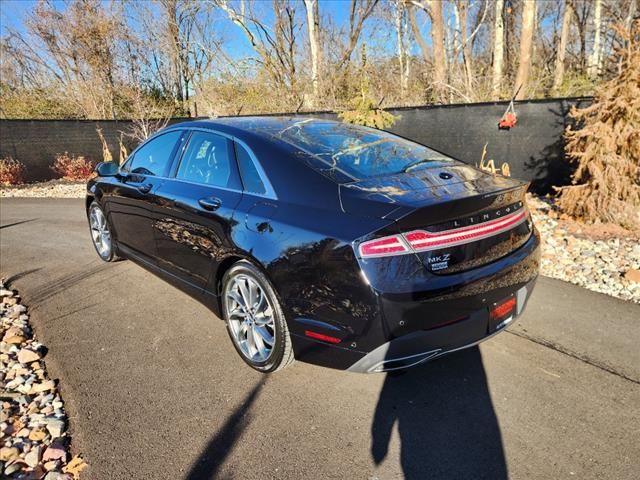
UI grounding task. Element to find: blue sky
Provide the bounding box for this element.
[0,0,423,60]
[0,2,375,42]
[0,0,36,35]
[0,0,464,70]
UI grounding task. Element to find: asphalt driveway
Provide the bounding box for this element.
[1,198,639,479]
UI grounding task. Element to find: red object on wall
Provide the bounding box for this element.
[498,83,522,130]
[498,112,518,130]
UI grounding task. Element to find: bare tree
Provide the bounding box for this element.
[2,0,635,119]
[454,1,472,96]
[514,0,536,100]
[163,0,185,103]
[430,0,447,101]
[408,2,431,68]
[394,0,410,99]
[335,0,380,70]
[411,0,446,102]
[553,0,574,93]
[452,0,487,100]
[3,0,124,119]
[570,1,594,73]
[625,0,638,31]
[587,0,603,77]
[119,31,176,141]
[138,0,220,114]
[492,0,505,98]
[303,0,321,107]
[127,89,175,142]
[214,0,300,104]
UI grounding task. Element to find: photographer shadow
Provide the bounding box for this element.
[371,347,507,479]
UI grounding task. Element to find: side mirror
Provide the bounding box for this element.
[95,161,119,177]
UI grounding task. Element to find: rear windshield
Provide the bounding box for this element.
[275,119,455,179]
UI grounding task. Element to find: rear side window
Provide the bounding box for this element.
[128,130,182,176]
[176,131,241,189]
[235,143,266,195]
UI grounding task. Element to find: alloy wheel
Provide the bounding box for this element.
[224,274,276,364]
[89,205,112,259]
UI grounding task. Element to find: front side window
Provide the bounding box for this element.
[235,143,266,195]
[176,131,240,189]
[275,119,455,180]
[128,130,182,176]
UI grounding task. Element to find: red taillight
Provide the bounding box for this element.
[358,208,528,259]
[490,297,516,321]
[304,330,342,344]
[358,234,409,258]
[404,210,527,252]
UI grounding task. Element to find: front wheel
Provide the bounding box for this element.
[88,201,120,262]
[222,261,294,372]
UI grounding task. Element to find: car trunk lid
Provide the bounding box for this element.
[341,164,533,274]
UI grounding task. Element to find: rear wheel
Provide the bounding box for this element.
[88,201,120,262]
[222,261,294,372]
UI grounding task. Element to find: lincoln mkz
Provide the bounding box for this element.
[86,117,540,373]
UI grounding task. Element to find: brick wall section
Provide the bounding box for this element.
[0,97,590,193]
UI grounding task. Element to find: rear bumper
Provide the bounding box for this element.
[347,280,535,372]
[290,229,540,372]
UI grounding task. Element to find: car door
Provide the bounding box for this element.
[105,129,185,259]
[153,130,243,290]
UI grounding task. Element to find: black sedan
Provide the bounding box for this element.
[86,117,540,373]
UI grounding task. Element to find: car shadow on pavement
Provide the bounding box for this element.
[185,376,267,480]
[371,346,507,480]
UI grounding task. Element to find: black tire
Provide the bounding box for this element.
[87,201,121,262]
[222,260,294,373]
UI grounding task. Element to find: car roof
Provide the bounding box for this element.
[158,116,356,203]
[163,116,359,184]
[166,116,336,143]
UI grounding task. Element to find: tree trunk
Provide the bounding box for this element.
[163,0,184,104]
[336,0,379,70]
[456,1,473,99]
[408,3,431,66]
[431,0,447,102]
[492,0,504,98]
[553,0,573,94]
[571,4,587,73]
[587,0,602,78]
[625,0,638,31]
[514,0,536,100]
[395,0,409,98]
[303,0,321,107]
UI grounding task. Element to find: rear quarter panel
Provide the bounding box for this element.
[226,193,393,351]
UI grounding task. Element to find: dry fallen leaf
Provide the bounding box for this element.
[63,455,88,478]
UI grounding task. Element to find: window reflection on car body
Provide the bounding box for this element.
[131,167,154,176]
[401,159,440,173]
[273,119,455,180]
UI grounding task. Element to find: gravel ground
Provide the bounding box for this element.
[0,282,86,479]
[0,181,86,199]
[1,181,638,303]
[528,194,640,304]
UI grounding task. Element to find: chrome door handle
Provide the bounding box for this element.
[137,183,152,194]
[198,197,222,211]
